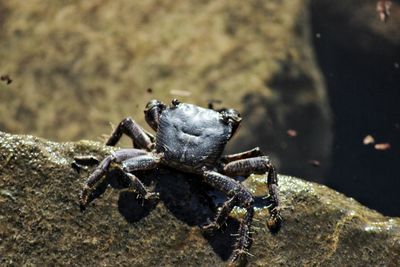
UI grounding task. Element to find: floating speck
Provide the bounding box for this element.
[374,143,391,151]
[363,135,375,145]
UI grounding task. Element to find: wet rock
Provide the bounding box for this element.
[0,0,331,181]
[0,131,399,266]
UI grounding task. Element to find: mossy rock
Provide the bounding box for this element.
[1,131,399,266]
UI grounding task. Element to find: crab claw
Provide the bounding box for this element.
[267,209,282,233]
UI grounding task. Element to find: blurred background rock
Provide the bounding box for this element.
[0,0,398,215]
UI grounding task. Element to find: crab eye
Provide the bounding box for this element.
[222,109,242,123]
[171,99,180,107]
[145,99,162,112]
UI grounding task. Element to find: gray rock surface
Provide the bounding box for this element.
[1,131,399,266]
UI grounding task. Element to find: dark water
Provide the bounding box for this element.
[311,2,400,216]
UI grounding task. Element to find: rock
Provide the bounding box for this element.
[0,0,331,181]
[1,131,399,266]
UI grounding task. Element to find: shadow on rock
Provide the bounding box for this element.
[153,169,240,261]
[87,167,274,262]
[117,191,155,223]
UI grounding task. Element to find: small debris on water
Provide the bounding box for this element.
[287,129,297,137]
[374,143,391,151]
[377,0,392,22]
[308,160,321,167]
[363,135,375,145]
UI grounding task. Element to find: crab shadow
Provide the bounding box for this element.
[89,168,270,262]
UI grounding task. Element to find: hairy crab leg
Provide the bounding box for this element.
[72,155,100,173]
[202,170,255,265]
[120,153,162,173]
[73,148,148,169]
[122,172,159,200]
[202,195,239,231]
[231,206,254,265]
[223,156,282,233]
[79,149,150,210]
[116,153,163,200]
[74,155,100,166]
[106,117,154,150]
[220,147,263,163]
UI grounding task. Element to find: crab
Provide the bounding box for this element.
[76,99,281,264]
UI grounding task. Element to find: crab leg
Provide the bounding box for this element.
[116,153,162,199]
[202,195,239,231]
[231,206,254,264]
[202,170,255,264]
[79,149,150,209]
[221,147,263,163]
[121,153,161,172]
[74,155,100,166]
[72,155,100,173]
[106,117,154,150]
[223,156,281,232]
[121,172,159,200]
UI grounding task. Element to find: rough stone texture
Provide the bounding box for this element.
[1,131,399,266]
[0,0,331,181]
